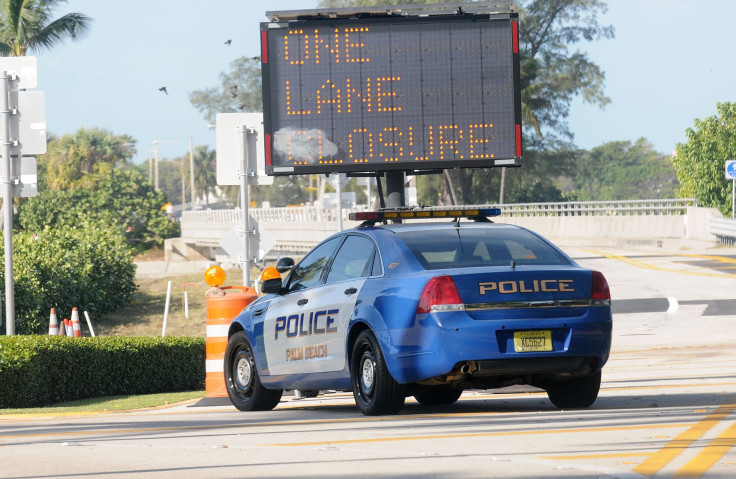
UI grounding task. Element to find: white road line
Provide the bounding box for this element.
[667,297,679,313]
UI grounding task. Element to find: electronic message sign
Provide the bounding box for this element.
[260,11,521,176]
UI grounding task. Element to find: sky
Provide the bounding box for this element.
[26,0,736,164]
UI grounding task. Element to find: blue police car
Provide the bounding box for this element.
[224,208,612,415]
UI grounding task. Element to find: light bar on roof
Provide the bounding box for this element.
[349,208,501,222]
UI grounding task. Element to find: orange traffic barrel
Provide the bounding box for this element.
[205,285,258,398]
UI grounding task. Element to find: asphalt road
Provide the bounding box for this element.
[2,245,735,479]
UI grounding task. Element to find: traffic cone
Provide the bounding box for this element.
[64,318,73,337]
[71,308,82,337]
[48,308,59,335]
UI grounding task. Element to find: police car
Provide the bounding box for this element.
[224,207,612,415]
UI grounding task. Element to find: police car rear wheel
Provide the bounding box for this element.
[350,330,405,416]
[544,370,601,409]
[225,331,282,411]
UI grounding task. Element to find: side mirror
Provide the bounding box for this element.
[259,267,283,295]
[261,278,283,295]
[276,257,295,273]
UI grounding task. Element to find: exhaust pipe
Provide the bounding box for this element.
[445,362,478,382]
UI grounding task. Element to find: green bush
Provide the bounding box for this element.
[0,335,205,408]
[0,221,136,335]
[18,168,180,254]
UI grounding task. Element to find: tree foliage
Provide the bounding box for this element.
[417,148,572,206]
[0,0,92,56]
[190,145,218,207]
[2,222,136,335]
[42,127,135,191]
[673,102,736,216]
[18,168,179,252]
[573,139,678,201]
[519,0,613,142]
[189,57,262,124]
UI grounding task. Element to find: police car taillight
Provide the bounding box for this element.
[417,275,464,314]
[591,271,611,305]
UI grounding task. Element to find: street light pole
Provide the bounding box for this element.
[180,152,186,208]
[189,134,196,210]
[153,141,160,191]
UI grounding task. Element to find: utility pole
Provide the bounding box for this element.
[189,134,196,210]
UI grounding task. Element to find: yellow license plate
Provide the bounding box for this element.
[513,330,553,352]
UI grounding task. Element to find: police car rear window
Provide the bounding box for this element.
[397,228,569,270]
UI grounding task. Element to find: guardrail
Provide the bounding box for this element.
[173,199,736,261]
[710,217,736,246]
[490,199,697,217]
[180,199,698,224]
[182,206,369,224]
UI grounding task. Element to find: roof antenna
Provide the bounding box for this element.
[510,260,516,269]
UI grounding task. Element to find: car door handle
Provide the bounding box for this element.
[297,298,309,306]
[344,287,358,295]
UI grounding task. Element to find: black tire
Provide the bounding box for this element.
[544,370,601,409]
[224,331,282,411]
[350,330,405,415]
[414,387,463,406]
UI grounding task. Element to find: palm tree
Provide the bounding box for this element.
[193,145,217,207]
[0,0,92,56]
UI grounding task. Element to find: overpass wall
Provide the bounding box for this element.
[168,203,725,262]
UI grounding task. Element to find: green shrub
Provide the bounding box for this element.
[0,336,205,408]
[0,221,136,335]
[18,168,180,254]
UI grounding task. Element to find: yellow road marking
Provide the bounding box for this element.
[674,420,736,478]
[632,400,736,476]
[541,453,649,460]
[584,250,733,278]
[602,382,736,393]
[678,253,736,265]
[260,423,689,447]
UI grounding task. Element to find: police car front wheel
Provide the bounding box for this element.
[350,330,405,416]
[225,331,282,411]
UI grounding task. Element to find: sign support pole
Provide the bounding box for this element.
[336,176,343,231]
[386,171,405,209]
[1,71,15,335]
[239,125,251,287]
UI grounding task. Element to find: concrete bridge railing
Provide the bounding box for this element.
[166,199,736,262]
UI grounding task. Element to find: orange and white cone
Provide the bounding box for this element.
[48,308,59,335]
[64,318,73,337]
[71,308,82,337]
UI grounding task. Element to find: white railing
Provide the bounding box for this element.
[176,199,736,255]
[492,199,697,217]
[181,199,697,224]
[181,206,369,224]
[710,217,736,246]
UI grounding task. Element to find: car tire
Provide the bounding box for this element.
[413,387,463,406]
[351,330,405,416]
[225,331,282,411]
[544,370,601,409]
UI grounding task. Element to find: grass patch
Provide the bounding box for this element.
[0,390,205,416]
[93,267,259,337]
